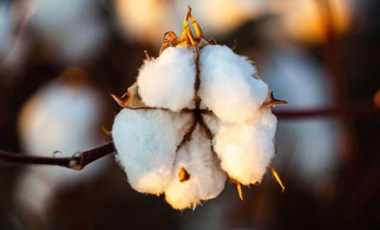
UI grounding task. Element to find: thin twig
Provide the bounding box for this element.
[274,103,378,119]
[0,142,115,170]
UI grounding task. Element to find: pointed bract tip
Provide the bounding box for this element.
[110,93,126,108]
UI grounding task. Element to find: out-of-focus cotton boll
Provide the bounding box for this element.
[137,47,196,111]
[113,109,192,195]
[214,108,277,185]
[115,0,270,47]
[177,0,269,36]
[0,3,27,77]
[16,72,107,218]
[279,0,351,44]
[0,3,12,57]
[115,0,175,46]
[263,50,339,183]
[164,126,226,210]
[199,45,269,123]
[18,80,104,160]
[27,0,106,63]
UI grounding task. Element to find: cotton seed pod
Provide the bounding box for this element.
[113,109,192,194]
[137,47,196,111]
[112,7,285,210]
[164,126,226,210]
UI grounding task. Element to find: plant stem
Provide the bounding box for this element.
[0,142,115,170]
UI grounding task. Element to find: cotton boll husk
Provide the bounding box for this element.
[113,109,192,195]
[165,126,226,210]
[138,47,196,111]
[213,108,277,185]
[199,45,269,123]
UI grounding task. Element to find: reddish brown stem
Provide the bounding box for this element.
[0,142,115,170]
[274,102,378,119]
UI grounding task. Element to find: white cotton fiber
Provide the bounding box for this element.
[213,108,277,185]
[165,126,226,210]
[199,45,269,123]
[202,114,221,136]
[138,47,196,111]
[112,109,192,195]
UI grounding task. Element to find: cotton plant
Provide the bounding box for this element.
[112,7,286,210]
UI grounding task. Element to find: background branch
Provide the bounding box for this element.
[274,102,379,119]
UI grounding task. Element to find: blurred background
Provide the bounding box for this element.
[0,0,379,229]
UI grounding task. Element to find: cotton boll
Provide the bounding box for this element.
[0,3,28,78]
[16,77,108,220]
[280,0,351,44]
[263,50,340,184]
[214,108,277,185]
[137,47,196,111]
[27,0,106,63]
[0,3,12,57]
[18,81,104,160]
[199,45,269,123]
[176,0,269,36]
[113,109,192,194]
[115,0,177,46]
[165,126,226,210]
[115,0,270,47]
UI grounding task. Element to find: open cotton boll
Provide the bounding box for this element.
[113,109,192,195]
[213,108,277,185]
[165,126,226,210]
[138,47,196,111]
[199,45,269,123]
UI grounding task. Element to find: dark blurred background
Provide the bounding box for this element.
[0,0,379,229]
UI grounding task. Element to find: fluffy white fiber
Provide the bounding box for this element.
[165,126,226,210]
[199,45,269,123]
[138,47,196,111]
[213,108,277,185]
[113,43,277,209]
[112,109,192,195]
